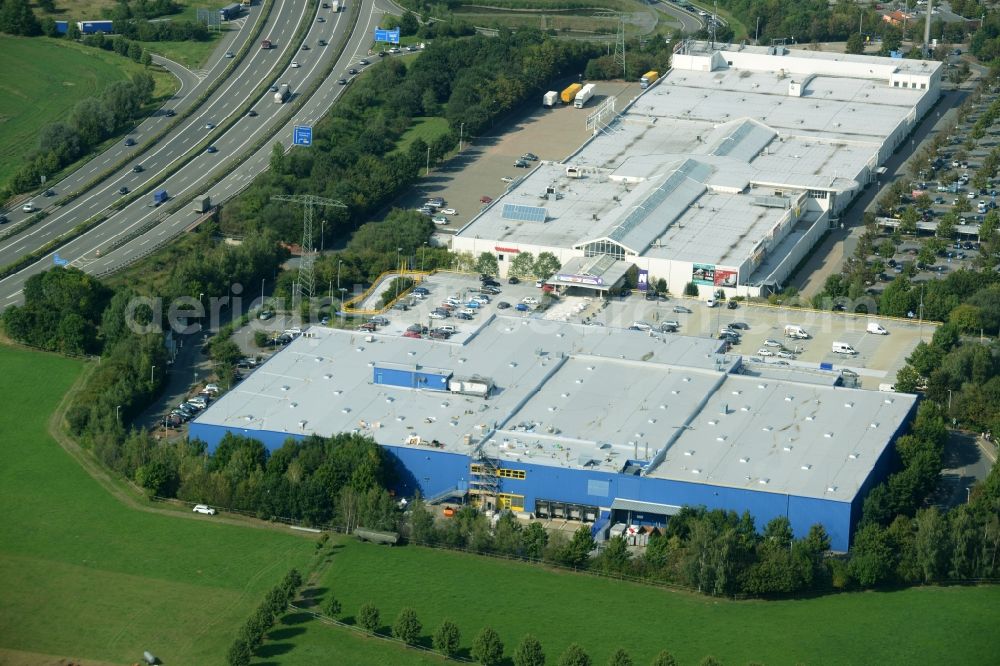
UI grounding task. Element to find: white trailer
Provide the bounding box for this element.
[543,90,558,107]
[573,83,595,108]
[274,83,290,103]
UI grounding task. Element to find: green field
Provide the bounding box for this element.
[0,36,177,188]
[265,537,1000,666]
[0,346,316,665]
[393,116,451,154]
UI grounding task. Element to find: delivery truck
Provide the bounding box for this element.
[153,189,168,206]
[560,83,583,104]
[193,196,212,214]
[543,90,558,107]
[274,82,290,103]
[640,70,659,88]
[331,0,340,10]
[574,83,595,108]
[784,324,809,339]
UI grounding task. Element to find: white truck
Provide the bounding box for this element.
[573,83,595,108]
[543,90,558,107]
[784,324,809,339]
[832,341,857,355]
[866,322,888,335]
[331,0,340,10]
[274,82,290,103]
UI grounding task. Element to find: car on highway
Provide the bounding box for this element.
[377,51,387,57]
[358,58,369,65]
[124,137,136,146]
[319,39,327,46]
[301,44,309,50]
[206,145,218,153]
[432,216,448,225]
[317,16,325,22]
[349,68,358,75]
[338,78,347,85]
[291,61,300,68]
[672,305,692,313]
[118,186,129,195]
[389,47,400,54]
[22,202,35,212]
[225,51,235,58]
[205,122,215,129]
[406,45,417,51]
[132,164,143,173]
[269,84,278,92]
[247,109,258,117]
[192,504,217,515]
[164,109,175,117]
[0,215,7,224]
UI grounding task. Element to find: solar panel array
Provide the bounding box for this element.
[502,203,547,223]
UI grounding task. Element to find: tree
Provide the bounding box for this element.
[475,252,499,277]
[471,626,504,666]
[899,206,919,235]
[226,637,252,666]
[650,650,678,666]
[392,607,421,645]
[684,282,699,296]
[563,525,595,568]
[949,303,982,332]
[848,523,895,587]
[322,594,341,618]
[533,252,562,280]
[699,658,723,666]
[358,602,380,633]
[936,215,956,240]
[141,50,152,67]
[509,251,536,279]
[0,0,41,36]
[608,647,634,666]
[513,634,545,666]
[846,32,864,54]
[433,619,461,657]
[914,507,950,582]
[894,365,921,393]
[558,643,592,666]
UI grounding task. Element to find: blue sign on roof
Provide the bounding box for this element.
[293,125,312,147]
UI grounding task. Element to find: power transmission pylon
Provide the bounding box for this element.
[613,13,627,80]
[271,194,346,307]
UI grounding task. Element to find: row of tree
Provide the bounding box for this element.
[321,594,692,666]
[227,568,303,666]
[5,70,154,194]
[220,28,599,247]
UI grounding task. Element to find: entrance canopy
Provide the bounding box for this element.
[548,255,631,293]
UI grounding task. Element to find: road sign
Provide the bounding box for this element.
[53,253,68,267]
[374,27,400,44]
[293,125,312,146]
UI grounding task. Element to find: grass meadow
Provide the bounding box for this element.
[0,346,316,665]
[263,536,1000,666]
[0,35,176,188]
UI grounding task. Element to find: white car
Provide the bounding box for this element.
[458,308,476,316]
[522,296,539,305]
[437,325,456,333]
[291,61,301,68]
[471,295,490,304]
[429,311,446,319]
[776,350,795,359]
[192,504,216,515]
[432,216,449,225]
[501,176,514,183]
[22,202,35,212]
[757,348,775,357]
[204,383,220,394]
[442,208,456,215]
[763,339,782,347]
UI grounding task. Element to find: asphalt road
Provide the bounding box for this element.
[0,0,310,270]
[0,11,258,226]
[653,0,704,34]
[0,0,396,304]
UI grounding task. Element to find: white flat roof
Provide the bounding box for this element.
[195,315,916,502]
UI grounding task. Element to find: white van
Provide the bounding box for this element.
[878,384,896,392]
[866,322,888,335]
[706,296,716,308]
[784,324,809,339]
[832,341,856,355]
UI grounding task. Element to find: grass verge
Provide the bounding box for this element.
[264,536,1000,665]
[0,35,175,188]
[0,345,316,664]
[393,116,450,154]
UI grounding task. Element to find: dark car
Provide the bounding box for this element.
[522,152,539,161]
[348,68,358,75]
[483,279,500,288]
[514,159,529,168]
[337,78,347,85]
[672,305,692,314]
[496,301,510,309]
[377,50,387,57]
[132,164,143,173]
[124,137,136,146]
[507,276,520,284]
[118,186,129,195]
[247,109,258,117]
[0,215,7,224]
[164,109,176,117]
[301,44,310,50]
[206,145,218,153]
[728,322,749,330]
[455,312,473,320]
[727,300,738,309]
[318,39,327,46]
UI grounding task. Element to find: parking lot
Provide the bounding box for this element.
[336,272,929,391]
[392,81,643,242]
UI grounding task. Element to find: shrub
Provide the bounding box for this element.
[358,602,380,633]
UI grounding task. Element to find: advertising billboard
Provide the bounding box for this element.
[691,263,715,286]
[637,269,649,291]
[713,267,738,288]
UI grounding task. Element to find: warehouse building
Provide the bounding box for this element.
[452,40,941,298]
[190,316,917,550]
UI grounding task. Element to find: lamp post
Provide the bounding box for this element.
[947,389,953,412]
[421,242,427,271]
[150,365,156,384]
[336,260,343,300]
[116,405,121,422]
[459,122,465,152]
[320,219,325,253]
[260,277,265,310]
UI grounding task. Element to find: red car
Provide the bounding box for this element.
[403,330,422,339]
[480,195,493,204]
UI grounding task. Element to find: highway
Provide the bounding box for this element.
[0,0,396,304]
[0,0,310,267]
[655,1,705,34]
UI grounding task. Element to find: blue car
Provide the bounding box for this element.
[465,301,480,309]
[515,303,529,312]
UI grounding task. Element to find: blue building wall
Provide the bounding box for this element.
[190,419,891,551]
[373,364,450,391]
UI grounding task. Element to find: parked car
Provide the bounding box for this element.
[522,152,538,161]
[515,303,530,311]
[728,322,749,330]
[193,504,217,515]
[497,301,511,309]
[727,300,738,309]
[763,338,782,347]
[757,348,775,357]
[522,296,538,305]
[672,305,692,314]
